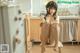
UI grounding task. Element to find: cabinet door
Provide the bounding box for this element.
[30,19,41,42]
[7,6,26,53]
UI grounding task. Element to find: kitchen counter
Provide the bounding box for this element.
[30,16,80,20]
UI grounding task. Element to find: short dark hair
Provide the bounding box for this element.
[46,1,57,11]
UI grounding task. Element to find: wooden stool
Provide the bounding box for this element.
[41,41,63,53]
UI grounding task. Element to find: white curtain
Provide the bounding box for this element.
[60,20,77,42]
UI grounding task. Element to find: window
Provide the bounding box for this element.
[31,0,46,17]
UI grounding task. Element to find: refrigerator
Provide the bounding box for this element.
[0,3,26,53]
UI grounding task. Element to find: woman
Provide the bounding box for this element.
[40,1,62,53]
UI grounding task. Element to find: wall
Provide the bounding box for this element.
[16,0,31,13]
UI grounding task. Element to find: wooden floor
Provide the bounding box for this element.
[28,44,80,53]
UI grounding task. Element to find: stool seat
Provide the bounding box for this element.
[42,41,63,48]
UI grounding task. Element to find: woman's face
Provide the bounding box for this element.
[48,8,56,15]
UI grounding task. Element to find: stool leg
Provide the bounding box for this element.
[27,47,31,53]
[41,46,45,53]
[27,50,30,53]
[59,47,61,53]
[77,42,79,45]
[41,42,46,53]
